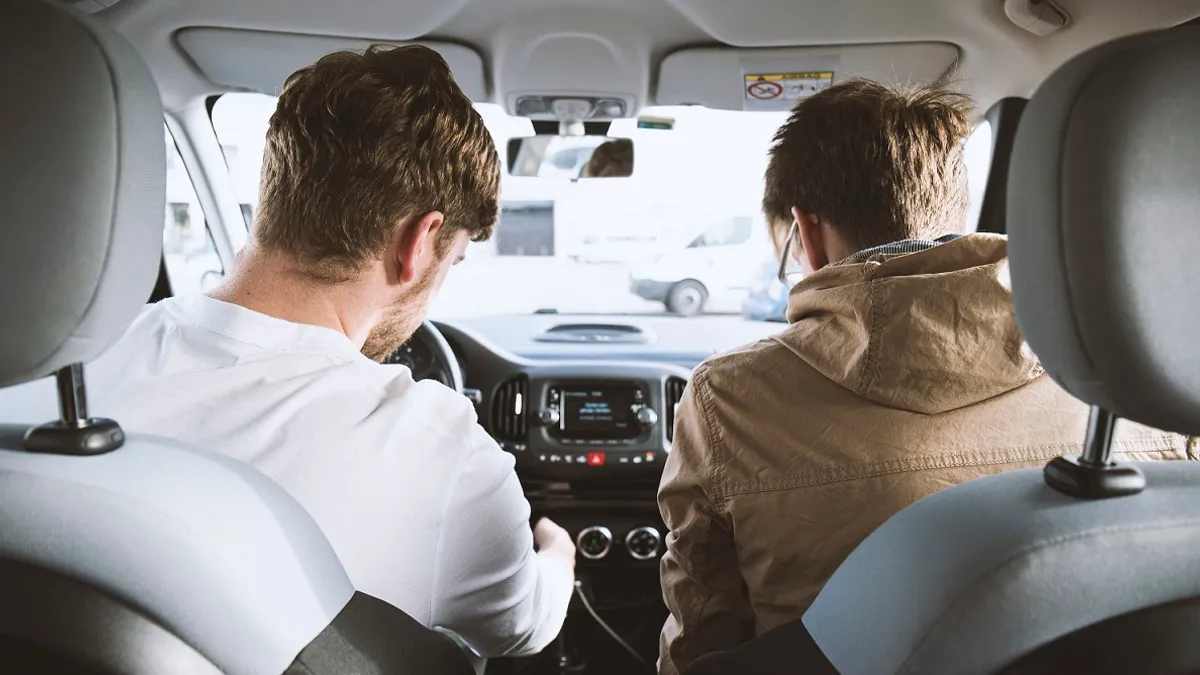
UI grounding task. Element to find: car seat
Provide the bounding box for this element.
[0,1,472,673]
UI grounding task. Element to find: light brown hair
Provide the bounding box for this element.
[762,78,973,253]
[255,44,500,282]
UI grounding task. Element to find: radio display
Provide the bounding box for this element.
[561,386,638,439]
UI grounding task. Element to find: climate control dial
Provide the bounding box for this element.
[576,526,613,560]
[635,406,659,427]
[625,526,662,560]
[538,406,561,426]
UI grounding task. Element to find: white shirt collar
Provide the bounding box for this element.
[164,294,370,363]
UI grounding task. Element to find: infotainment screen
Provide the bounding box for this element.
[561,386,638,439]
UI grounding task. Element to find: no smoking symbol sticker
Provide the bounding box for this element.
[747,80,782,100]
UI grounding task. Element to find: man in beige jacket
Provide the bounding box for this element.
[656,79,1193,675]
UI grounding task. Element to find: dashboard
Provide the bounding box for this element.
[394,313,784,484]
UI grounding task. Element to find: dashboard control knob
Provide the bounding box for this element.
[538,407,561,426]
[635,406,659,427]
[576,526,613,560]
[625,526,662,560]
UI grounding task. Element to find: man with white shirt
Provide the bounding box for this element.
[8,44,575,658]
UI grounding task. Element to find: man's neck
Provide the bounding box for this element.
[208,247,380,348]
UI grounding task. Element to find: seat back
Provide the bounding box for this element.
[0,2,471,673]
[686,21,1200,675]
[0,429,349,674]
[803,463,1200,675]
[0,427,476,675]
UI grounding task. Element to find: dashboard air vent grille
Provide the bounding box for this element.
[665,376,688,442]
[534,323,653,344]
[491,376,529,441]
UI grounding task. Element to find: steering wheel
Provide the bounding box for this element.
[382,320,464,393]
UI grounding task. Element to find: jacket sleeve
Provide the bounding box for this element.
[428,425,573,658]
[657,368,755,675]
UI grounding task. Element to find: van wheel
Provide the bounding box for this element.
[666,281,708,317]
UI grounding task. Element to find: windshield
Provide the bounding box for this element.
[210,94,991,321]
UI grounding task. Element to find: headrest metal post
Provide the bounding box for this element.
[1043,406,1145,500]
[56,363,88,427]
[22,363,125,457]
[1080,405,1116,466]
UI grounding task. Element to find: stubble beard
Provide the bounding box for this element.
[361,271,436,362]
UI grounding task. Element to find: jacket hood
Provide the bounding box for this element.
[778,233,1043,414]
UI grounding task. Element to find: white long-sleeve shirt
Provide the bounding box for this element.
[1,294,571,657]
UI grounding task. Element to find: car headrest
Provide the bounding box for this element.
[0,0,165,389]
[1008,25,1200,435]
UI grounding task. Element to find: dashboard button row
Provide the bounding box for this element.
[532,451,658,465]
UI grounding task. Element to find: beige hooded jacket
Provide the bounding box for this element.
[657,234,1193,675]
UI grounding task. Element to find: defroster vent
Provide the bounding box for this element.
[491,376,529,441]
[665,376,688,442]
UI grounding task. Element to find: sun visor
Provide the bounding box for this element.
[175,28,488,100]
[656,43,959,111]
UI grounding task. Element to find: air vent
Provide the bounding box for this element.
[491,377,529,441]
[664,377,688,442]
[534,323,653,344]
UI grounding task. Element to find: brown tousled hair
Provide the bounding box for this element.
[762,78,973,253]
[255,44,500,282]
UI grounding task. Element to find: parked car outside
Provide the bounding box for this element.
[629,216,770,316]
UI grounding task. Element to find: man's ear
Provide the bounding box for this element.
[792,207,828,272]
[392,211,445,284]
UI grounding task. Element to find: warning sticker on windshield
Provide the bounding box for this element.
[743,71,835,111]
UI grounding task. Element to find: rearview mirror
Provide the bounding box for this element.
[506,136,634,178]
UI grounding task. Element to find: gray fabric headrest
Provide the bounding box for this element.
[0,0,165,388]
[1008,25,1200,435]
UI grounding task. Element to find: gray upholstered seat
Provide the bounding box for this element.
[685,21,1200,675]
[0,1,471,673]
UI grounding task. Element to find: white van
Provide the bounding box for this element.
[628,215,773,316]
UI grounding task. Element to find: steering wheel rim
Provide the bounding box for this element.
[411,320,464,393]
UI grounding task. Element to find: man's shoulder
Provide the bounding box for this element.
[365,377,518,506]
[104,299,173,343]
[678,333,840,466]
[369,372,516,464]
[694,334,798,390]
[366,371,481,437]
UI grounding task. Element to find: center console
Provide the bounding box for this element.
[470,358,692,672]
[537,380,661,466]
[490,364,689,481]
[432,322,698,671]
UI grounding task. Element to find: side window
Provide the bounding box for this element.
[164,127,224,294]
[964,121,993,233]
[210,93,277,235]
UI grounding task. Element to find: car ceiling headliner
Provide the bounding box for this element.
[96,0,1200,117]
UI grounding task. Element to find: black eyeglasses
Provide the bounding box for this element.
[777,220,799,285]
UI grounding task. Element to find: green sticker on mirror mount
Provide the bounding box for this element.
[637,116,675,130]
